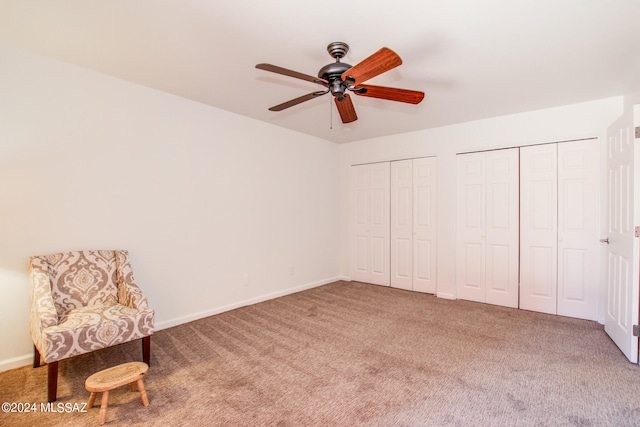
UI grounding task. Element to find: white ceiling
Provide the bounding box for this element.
[2,0,639,143]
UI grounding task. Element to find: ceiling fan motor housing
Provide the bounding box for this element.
[318,42,355,99]
[318,62,352,98]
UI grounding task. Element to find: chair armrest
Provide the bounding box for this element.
[115,250,149,309]
[29,257,59,336]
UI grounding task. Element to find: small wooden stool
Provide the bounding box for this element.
[85,361,149,425]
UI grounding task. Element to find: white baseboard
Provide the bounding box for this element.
[155,276,341,331]
[437,291,456,300]
[342,277,457,301]
[0,354,33,373]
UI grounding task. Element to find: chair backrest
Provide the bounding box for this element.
[35,250,120,317]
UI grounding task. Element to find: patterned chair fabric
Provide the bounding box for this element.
[30,250,154,364]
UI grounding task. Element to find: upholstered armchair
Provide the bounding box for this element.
[29,250,154,402]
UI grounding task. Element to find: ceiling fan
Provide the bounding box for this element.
[256,42,424,124]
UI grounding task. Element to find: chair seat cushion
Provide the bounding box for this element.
[39,303,154,363]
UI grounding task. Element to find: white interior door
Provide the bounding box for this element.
[604,105,640,363]
[351,163,390,286]
[413,157,437,294]
[557,140,599,320]
[391,160,413,290]
[520,143,558,314]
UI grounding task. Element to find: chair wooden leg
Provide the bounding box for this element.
[142,336,151,366]
[48,361,59,402]
[33,345,41,368]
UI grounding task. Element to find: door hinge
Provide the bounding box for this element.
[635,126,640,139]
[634,325,640,337]
[636,226,640,238]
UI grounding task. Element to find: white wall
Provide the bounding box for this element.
[0,44,631,372]
[624,90,640,108]
[0,46,340,370]
[339,96,623,311]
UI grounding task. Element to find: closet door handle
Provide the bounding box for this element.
[599,238,610,244]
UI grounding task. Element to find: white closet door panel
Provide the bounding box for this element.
[353,235,369,278]
[369,163,391,286]
[557,140,599,320]
[486,243,511,291]
[457,152,486,303]
[485,149,520,308]
[414,239,433,290]
[520,144,558,314]
[371,236,388,278]
[460,242,485,297]
[350,163,390,286]
[391,160,413,290]
[351,168,372,282]
[529,246,556,293]
[392,238,412,280]
[414,157,437,294]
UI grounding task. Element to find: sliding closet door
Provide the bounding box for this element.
[520,144,558,314]
[351,162,390,286]
[456,149,519,307]
[557,140,599,320]
[390,157,437,293]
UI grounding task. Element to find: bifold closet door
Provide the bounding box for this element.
[520,140,599,320]
[520,144,558,314]
[390,158,437,293]
[556,141,599,320]
[391,160,413,290]
[456,149,519,307]
[351,162,390,286]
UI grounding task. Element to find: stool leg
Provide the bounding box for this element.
[98,391,109,426]
[88,391,97,408]
[137,379,149,407]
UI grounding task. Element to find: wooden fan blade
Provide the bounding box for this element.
[354,84,425,104]
[268,91,326,111]
[256,63,328,86]
[341,47,402,85]
[335,94,358,123]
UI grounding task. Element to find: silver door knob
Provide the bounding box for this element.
[599,238,610,244]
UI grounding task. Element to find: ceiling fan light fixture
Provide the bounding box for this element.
[330,80,346,97]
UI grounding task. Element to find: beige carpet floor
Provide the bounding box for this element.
[1,281,640,426]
